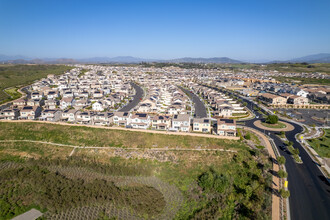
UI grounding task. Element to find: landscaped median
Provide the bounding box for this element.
[254,120,294,132]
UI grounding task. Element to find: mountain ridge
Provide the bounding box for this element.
[1,53,330,64]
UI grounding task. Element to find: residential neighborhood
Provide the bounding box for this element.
[1,64,329,137]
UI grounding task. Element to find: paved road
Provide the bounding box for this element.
[118,82,144,112]
[179,86,207,118]
[206,85,330,220]
[273,108,330,127]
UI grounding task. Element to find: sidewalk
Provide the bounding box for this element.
[240,126,281,220]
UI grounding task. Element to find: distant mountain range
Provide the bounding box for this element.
[1,53,330,64]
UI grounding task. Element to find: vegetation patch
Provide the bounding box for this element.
[0,122,245,150]
[0,64,74,104]
[0,122,272,219]
[307,129,330,158]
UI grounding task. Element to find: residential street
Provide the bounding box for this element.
[178,86,207,118]
[208,85,330,220]
[118,82,144,112]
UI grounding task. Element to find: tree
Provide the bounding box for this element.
[277,156,286,165]
[279,189,290,198]
[293,148,300,155]
[245,133,251,140]
[278,170,288,178]
[266,115,278,124]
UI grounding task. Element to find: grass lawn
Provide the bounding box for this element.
[0,121,272,219]
[307,129,330,158]
[4,87,22,100]
[261,121,287,129]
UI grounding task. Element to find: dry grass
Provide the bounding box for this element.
[0,122,244,150]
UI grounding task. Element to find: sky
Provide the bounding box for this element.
[1,0,330,61]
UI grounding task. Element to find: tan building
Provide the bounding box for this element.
[217,118,236,136]
[259,93,287,105]
[287,95,309,105]
[193,118,211,133]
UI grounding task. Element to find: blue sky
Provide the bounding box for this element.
[1,0,330,61]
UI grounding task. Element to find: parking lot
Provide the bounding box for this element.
[273,108,330,127]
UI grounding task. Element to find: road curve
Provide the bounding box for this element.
[206,84,330,220]
[178,86,207,118]
[118,82,144,112]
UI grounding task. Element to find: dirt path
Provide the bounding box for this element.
[241,127,280,220]
[0,140,238,154]
[254,120,294,132]
[0,120,240,140]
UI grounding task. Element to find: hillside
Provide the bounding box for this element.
[0,122,272,219]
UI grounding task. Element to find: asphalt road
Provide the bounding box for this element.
[207,85,330,220]
[179,86,207,118]
[118,82,144,112]
[273,108,330,127]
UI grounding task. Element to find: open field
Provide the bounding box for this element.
[273,76,330,85]
[307,129,330,158]
[0,122,272,219]
[265,63,330,75]
[0,122,242,150]
[0,64,74,104]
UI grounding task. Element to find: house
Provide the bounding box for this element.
[259,93,287,105]
[129,113,150,129]
[45,99,58,109]
[287,95,309,105]
[113,112,130,126]
[40,109,62,122]
[13,98,26,108]
[0,108,20,120]
[76,111,92,124]
[92,101,105,111]
[31,92,43,100]
[60,97,74,109]
[151,115,171,130]
[47,91,59,99]
[73,99,89,109]
[192,118,211,133]
[19,106,41,120]
[61,109,77,122]
[296,89,309,98]
[93,91,103,99]
[217,106,234,118]
[171,114,191,132]
[26,99,43,107]
[92,112,113,126]
[217,119,236,136]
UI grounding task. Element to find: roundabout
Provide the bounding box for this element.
[253,120,294,132]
